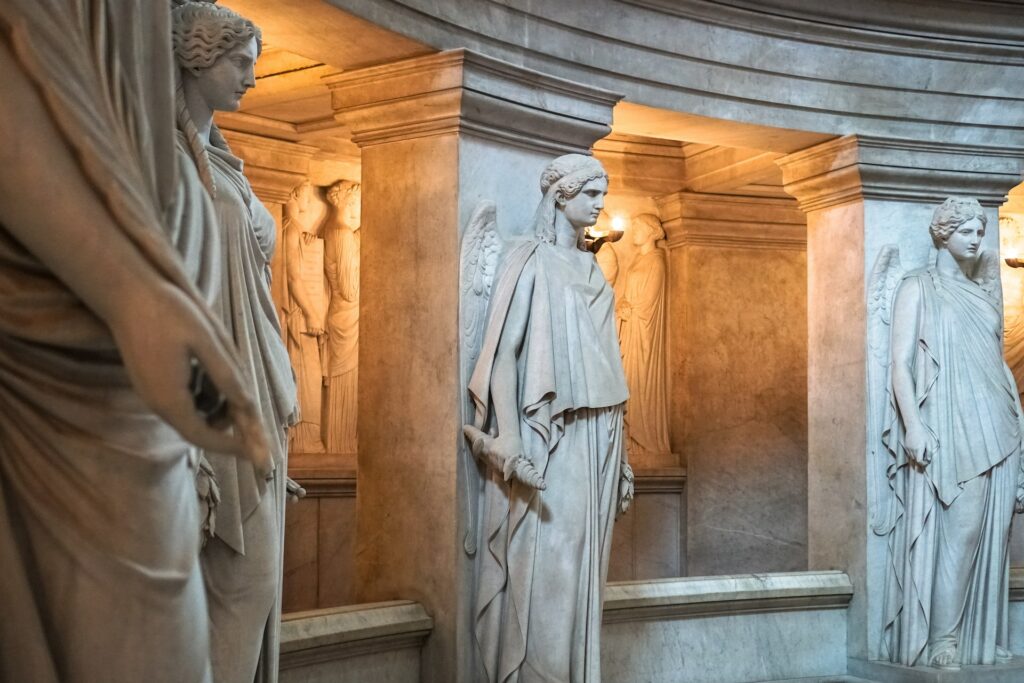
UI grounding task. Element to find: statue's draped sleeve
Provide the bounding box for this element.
[0,3,220,681]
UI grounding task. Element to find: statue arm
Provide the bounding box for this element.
[284,220,324,335]
[490,261,535,455]
[890,280,936,465]
[0,41,269,468]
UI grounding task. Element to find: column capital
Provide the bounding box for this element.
[324,49,621,154]
[220,129,318,203]
[777,135,1024,212]
[656,191,806,251]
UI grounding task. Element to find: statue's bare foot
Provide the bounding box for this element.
[996,645,1013,664]
[929,644,960,670]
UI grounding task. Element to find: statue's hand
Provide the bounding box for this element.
[110,282,272,476]
[617,301,632,322]
[302,312,325,337]
[286,476,307,503]
[463,425,546,490]
[1015,485,1024,515]
[903,424,936,466]
[301,232,320,246]
[617,461,635,518]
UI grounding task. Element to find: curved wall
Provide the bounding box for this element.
[327,0,1024,150]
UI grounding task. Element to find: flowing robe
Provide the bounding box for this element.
[0,3,219,680]
[194,139,298,683]
[879,268,1022,667]
[468,241,629,682]
[284,211,326,453]
[323,223,359,453]
[618,248,671,460]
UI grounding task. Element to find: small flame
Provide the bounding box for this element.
[611,215,627,232]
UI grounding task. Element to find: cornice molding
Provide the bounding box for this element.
[657,192,807,251]
[778,135,1024,212]
[325,49,621,154]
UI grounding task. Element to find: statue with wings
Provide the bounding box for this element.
[458,154,633,682]
[868,197,1024,670]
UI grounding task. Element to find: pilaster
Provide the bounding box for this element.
[778,134,1024,667]
[326,48,620,683]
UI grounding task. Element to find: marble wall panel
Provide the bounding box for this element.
[283,497,320,612]
[672,244,808,576]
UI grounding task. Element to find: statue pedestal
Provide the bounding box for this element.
[849,657,1024,683]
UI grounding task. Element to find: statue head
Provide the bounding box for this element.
[172,1,262,112]
[631,213,665,247]
[533,154,608,245]
[929,197,986,262]
[286,180,315,215]
[327,181,361,230]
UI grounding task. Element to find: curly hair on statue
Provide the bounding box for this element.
[171,1,262,71]
[929,197,987,246]
[533,154,608,245]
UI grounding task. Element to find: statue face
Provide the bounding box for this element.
[343,193,361,230]
[945,217,984,263]
[189,37,258,112]
[560,177,608,230]
[631,219,651,246]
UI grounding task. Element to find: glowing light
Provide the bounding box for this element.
[611,215,627,232]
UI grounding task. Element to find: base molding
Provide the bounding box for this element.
[849,656,1024,683]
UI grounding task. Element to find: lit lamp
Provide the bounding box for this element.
[1003,216,1024,268]
[585,214,626,253]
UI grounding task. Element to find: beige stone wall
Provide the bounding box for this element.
[661,193,809,577]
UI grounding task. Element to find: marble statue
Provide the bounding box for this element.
[869,197,1024,670]
[173,3,299,682]
[322,180,361,454]
[595,242,620,285]
[461,154,634,682]
[284,180,327,454]
[0,1,271,681]
[617,213,672,462]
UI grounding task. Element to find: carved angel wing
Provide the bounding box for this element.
[867,244,904,534]
[973,248,1003,305]
[459,200,505,555]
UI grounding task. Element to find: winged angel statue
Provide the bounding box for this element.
[458,154,633,681]
[868,197,1024,670]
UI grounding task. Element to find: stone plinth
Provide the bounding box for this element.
[849,658,1024,683]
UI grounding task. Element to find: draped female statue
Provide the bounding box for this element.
[0,1,268,680]
[322,180,361,454]
[461,154,634,681]
[172,3,299,681]
[284,180,327,453]
[617,213,671,462]
[870,197,1024,670]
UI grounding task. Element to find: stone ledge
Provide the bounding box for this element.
[280,600,432,669]
[849,656,1024,683]
[603,570,853,624]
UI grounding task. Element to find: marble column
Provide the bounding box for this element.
[325,49,620,683]
[657,191,808,576]
[777,135,1023,670]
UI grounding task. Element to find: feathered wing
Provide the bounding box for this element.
[973,248,1003,306]
[459,201,504,555]
[868,244,904,535]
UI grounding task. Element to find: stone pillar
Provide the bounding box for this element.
[324,49,620,682]
[777,135,1023,669]
[657,191,808,576]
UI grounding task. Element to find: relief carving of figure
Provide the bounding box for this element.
[870,197,1024,670]
[460,154,634,681]
[173,3,299,682]
[0,1,270,680]
[283,180,327,454]
[322,181,361,454]
[617,213,671,462]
